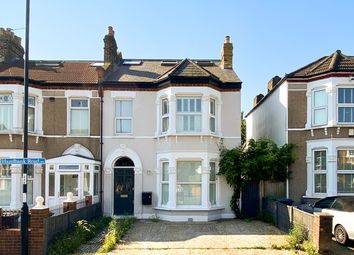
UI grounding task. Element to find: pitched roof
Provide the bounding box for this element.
[104,59,241,84]
[288,50,354,78]
[0,60,99,84]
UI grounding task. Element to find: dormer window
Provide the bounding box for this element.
[312,89,327,126]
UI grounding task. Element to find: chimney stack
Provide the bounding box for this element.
[0,28,24,63]
[253,94,264,107]
[103,26,122,66]
[267,75,281,92]
[221,36,233,69]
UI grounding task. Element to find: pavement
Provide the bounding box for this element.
[108,219,303,255]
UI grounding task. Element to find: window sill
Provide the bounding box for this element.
[154,206,225,212]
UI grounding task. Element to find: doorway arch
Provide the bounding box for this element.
[114,157,135,215]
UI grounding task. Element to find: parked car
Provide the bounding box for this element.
[297,196,354,245]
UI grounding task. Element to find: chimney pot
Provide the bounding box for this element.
[253,94,264,107]
[221,36,233,69]
[108,26,114,36]
[225,36,230,43]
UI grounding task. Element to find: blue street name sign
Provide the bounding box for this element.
[0,158,46,165]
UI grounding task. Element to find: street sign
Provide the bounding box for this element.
[0,158,46,165]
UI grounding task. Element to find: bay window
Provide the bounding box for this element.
[0,164,11,206]
[337,149,354,193]
[70,99,89,135]
[115,100,132,134]
[312,89,327,126]
[314,150,327,193]
[161,162,169,205]
[176,97,201,132]
[338,88,354,123]
[27,165,34,204]
[28,96,35,132]
[0,94,13,131]
[162,98,169,133]
[176,161,201,205]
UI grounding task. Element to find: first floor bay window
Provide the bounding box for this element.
[176,161,201,205]
[0,164,11,206]
[337,149,354,193]
[70,99,89,135]
[338,88,354,123]
[314,150,327,193]
[0,94,13,131]
[176,97,201,132]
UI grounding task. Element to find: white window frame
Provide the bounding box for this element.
[209,98,216,133]
[0,164,11,206]
[312,89,327,126]
[337,87,354,124]
[83,165,90,196]
[176,161,202,206]
[59,173,79,197]
[115,99,133,135]
[161,98,169,133]
[69,98,90,135]
[0,93,13,132]
[209,161,217,205]
[93,165,100,196]
[337,149,354,194]
[161,161,169,206]
[176,96,202,133]
[313,150,327,194]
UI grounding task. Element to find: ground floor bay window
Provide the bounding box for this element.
[177,161,202,205]
[306,140,354,198]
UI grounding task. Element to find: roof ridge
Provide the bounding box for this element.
[328,50,342,71]
[307,55,332,74]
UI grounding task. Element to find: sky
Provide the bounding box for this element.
[1,0,354,113]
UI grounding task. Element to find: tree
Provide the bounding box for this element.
[218,138,295,217]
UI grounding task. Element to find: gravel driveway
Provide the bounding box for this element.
[108,219,304,255]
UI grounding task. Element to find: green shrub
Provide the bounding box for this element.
[98,217,135,253]
[48,217,111,255]
[288,223,308,250]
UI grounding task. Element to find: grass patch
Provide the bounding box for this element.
[97,217,135,253]
[48,217,111,255]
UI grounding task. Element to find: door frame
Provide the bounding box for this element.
[113,166,135,215]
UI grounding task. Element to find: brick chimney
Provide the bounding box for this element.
[221,36,233,69]
[0,28,24,63]
[267,75,281,92]
[253,94,264,107]
[103,26,122,66]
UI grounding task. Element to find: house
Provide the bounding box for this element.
[0,26,242,221]
[0,27,101,209]
[246,50,354,204]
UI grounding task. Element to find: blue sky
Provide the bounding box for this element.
[2,0,354,113]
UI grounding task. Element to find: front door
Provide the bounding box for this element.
[114,168,134,215]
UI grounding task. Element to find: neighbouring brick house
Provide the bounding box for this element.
[0,26,242,221]
[246,50,354,204]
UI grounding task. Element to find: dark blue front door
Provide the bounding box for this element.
[114,168,134,215]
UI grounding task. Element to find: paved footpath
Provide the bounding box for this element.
[107,219,305,255]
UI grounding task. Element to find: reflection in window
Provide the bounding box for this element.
[177,161,201,205]
[60,174,78,196]
[337,149,354,193]
[314,151,326,193]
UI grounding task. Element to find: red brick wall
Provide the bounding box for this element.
[0,229,21,255]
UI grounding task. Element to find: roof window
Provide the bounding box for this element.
[161,61,179,66]
[123,60,142,65]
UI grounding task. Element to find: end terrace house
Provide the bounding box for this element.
[0,26,242,221]
[0,28,101,209]
[246,50,354,204]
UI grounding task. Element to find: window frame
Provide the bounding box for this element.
[313,149,327,194]
[337,87,354,124]
[69,98,90,136]
[0,93,13,132]
[59,173,79,197]
[209,161,217,205]
[176,161,202,206]
[337,149,354,194]
[0,164,11,206]
[176,96,202,133]
[209,98,216,133]
[161,98,169,133]
[161,161,169,206]
[312,89,327,126]
[115,99,133,135]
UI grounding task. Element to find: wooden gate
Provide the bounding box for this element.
[241,180,260,218]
